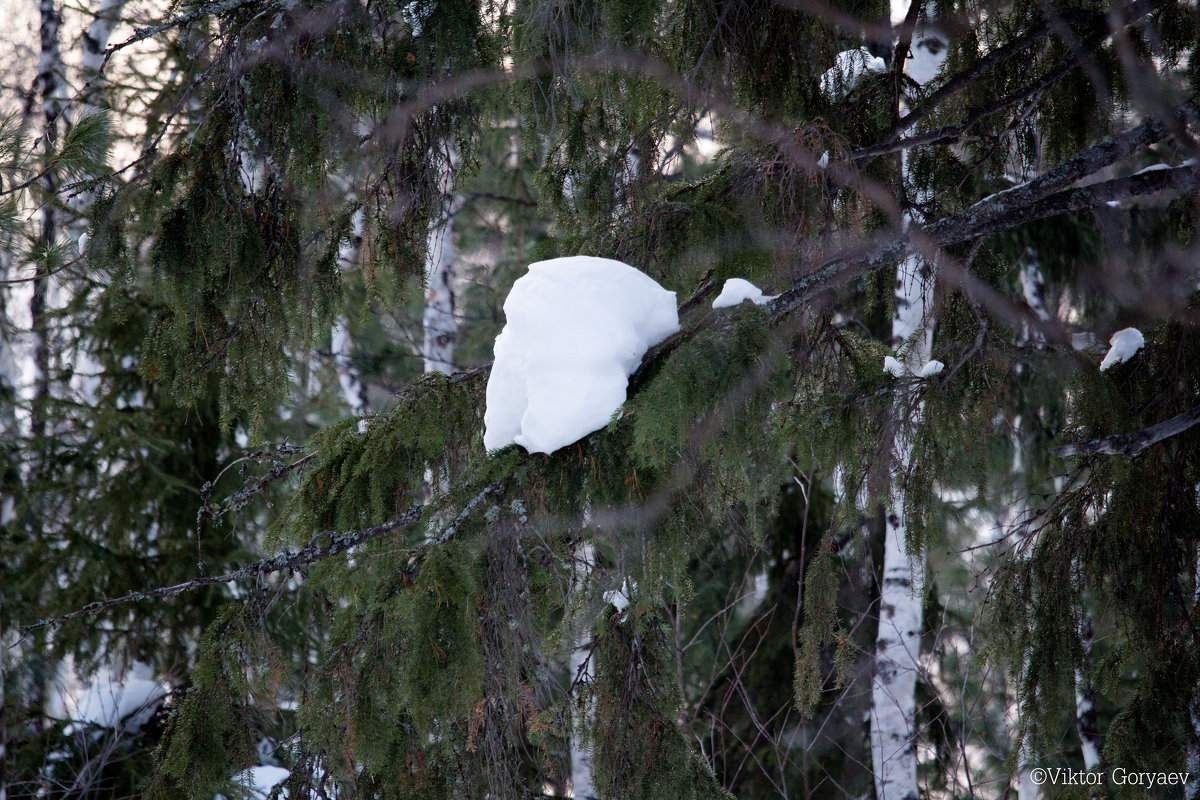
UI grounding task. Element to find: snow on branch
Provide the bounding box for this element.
[1054,405,1200,458]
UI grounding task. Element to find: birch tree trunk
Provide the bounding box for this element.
[422,144,458,375]
[1015,254,1046,800]
[333,210,369,415]
[1075,617,1101,770]
[870,22,947,797]
[70,0,128,225]
[871,247,934,800]
[31,0,64,446]
[64,0,129,408]
[569,542,597,800]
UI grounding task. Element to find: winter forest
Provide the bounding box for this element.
[1,0,1200,796]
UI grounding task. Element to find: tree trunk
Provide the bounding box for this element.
[31,0,64,446]
[65,0,128,407]
[422,144,458,375]
[1075,617,1101,770]
[569,542,596,800]
[333,210,368,415]
[870,23,947,792]
[871,248,933,800]
[71,0,128,223]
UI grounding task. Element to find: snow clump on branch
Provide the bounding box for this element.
[1099,327,1144,371]
[483,256,680,455]
[712,278,776,309]
[819,47,886,99]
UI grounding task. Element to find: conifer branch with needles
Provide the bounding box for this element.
[20,482,503,637]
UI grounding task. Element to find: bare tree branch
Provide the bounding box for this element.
[1055,405,1200,457]
[855,0,1172,161]
[771,162,1200,317]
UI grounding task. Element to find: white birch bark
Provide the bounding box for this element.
[332,209,369,415]
[871,247,933,800]
[870,24,947,797]
[31,0,65,446]
[1074,617,1101,770]
[1019,251,1052,345]
[1015,256,1045,800]
[69,0,128,222]
[422,145,458,375]
[569,543,596,800]
[64,0,129,408]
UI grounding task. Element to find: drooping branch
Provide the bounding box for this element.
[20,505,425,636]
[1054,405,1200,458]
[23,481,505,635]
[29,118,1194,640]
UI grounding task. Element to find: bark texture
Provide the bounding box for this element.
[423,145,459,375]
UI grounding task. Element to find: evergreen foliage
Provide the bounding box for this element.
[3,0,1200,797]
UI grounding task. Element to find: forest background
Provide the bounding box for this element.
[1,0,1199,797]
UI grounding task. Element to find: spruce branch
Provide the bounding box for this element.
[22,482,505,637]
[1054,405,1200,458]
[21,505,426,637]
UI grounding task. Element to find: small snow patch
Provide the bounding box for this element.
[60,666,166,733]
[820,47,886,98]
[817,151,830,169]
[218,766,291,800]
[1133,163,1170,175]
[712,278,776,309]
[604,579,633,613]
[1099,327,1144,371]
[484,256,679,455]
[907,28,949,85]
[1072,332,1096,351]
[884,356,944,378]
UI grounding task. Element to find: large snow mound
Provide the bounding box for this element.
[1099,327,1144,371]
[484,256,679,455]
